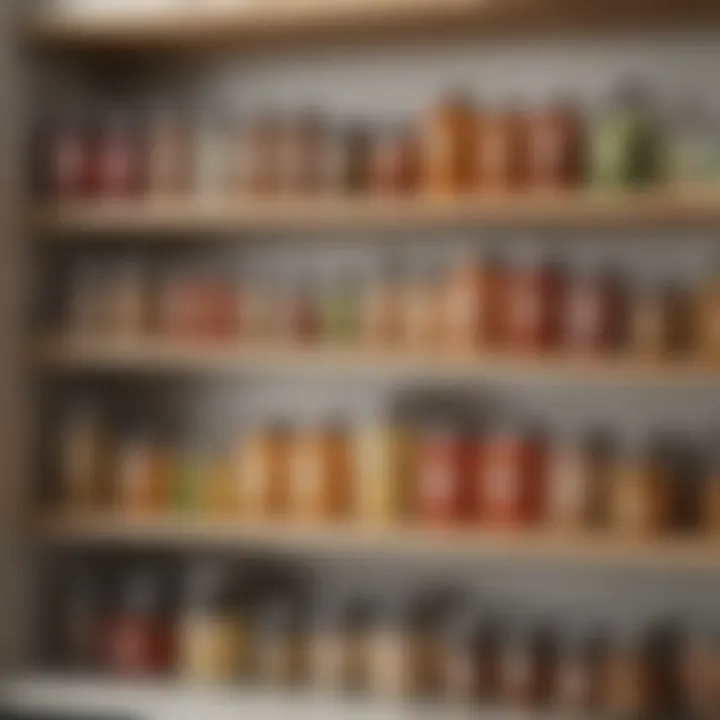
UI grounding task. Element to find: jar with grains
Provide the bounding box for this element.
[475,108,527,192]
[92,109,142,199]
[288,422,352,522]
[178,564,248,684]
[253,592,308,687]
[106,571,174,677]
[46,110,89,199]
[195,114,233,198]
[415,423,471,526]
[399,263,441,349]
[504,254,565,353]
[606,629,648,716]
[59,406,110,510]
[115,432,158,514]
[546,431,607,531]
[442,253,501,351]
[695,262,720,359]
[479,424,546,528]
[422,96,475,195]
[367,596,411,699]
[526,101,583,190]
[234,423,290,518]
[361,259,403,347]
[609,437,672,537]
[563,266,625,355]
[556,631,608,713]
[146,109,193,198]
[353,424,409,525]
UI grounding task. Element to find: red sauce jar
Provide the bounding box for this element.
[105,572,174,677]
[479,425,546,528]
[504,255,565,353]
[46,111,90,200]
[414,425,471,526]
[92,110,142,199]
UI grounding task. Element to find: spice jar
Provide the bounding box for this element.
[479,425,546,529]
[58,406,111,510]
[234,423,290,518]
[563,266,624,355]
[288,422,352,522]
[195,114,232,198]
[115,431,159,514]
[280,278,320,344]
[677,628,719,714]
[367,596,411,699]
[442,253,502,351]
[504,254,565,353]
[62,569,104,671]
[630,284,685,358]
[606,630,649,716]
[105,571,174,677]
[45,110,90,199]
[245,115,281,196]
[253,592,308,687]
[353,423,410,525]
[361,260,402,346]
[438,610,483,705]
[345,125,372,194]
[476,619,503,703]
[475,108,528,192]
[499,624,535,709]
[320,272,361,345]
[92,109,142,199]
[526,101,583,190]
[146,109,193,198]
[422,96,475,195]
[609,437,672,537]
[703,456,720,536]
[556,631,608,713]
[695,263,720,359]
[178,564,248,684]
[370,125,420,195]
[277,114,323,196]
[105,261,148,339]
[66,262,104,338]
[399,263,441,349]
[546,431,607,531]
[415,423,471,526]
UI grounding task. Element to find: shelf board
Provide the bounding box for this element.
[32,337,720,386]
[30,189,720,238]
[26,0,720,52]
[37,512,720,571]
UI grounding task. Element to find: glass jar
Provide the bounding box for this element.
[277,114,323,196]
[414,424,470,526]
[504,255,565,353]
[367,597,411,699]
[195,114,233,198]
[609,438,672,537]
[253,593,308,687]
[245,115,281,196]
[46,110,90,200]
[58,405,110,510]
[178,564,248,684]
[695,263,720,359]
[438,611,484,705]
[475,108,528,192]
[630,284,686,359]
[66,262,104,338]
[499,625,535,709]
[146,109,193,198]
[62,569,104,671]
[234,423,290,518]
[353,424,409,525]
[526,101,583,190]
[399,264,441,349]
[479,425,546,529]
[361,260,402,347]
[92,109,142,199]
[422,96,475,195]
[703,463,720,536]
[606,630,648,716]
[677,628,718,714]
[320,273,361,345]
[370,125,420,196]
[105,571,174,677]
[281,279,320,345]
[114,431,159,514]
[345,125,372,194]
[106,261,147,339]
[556,632,607,713]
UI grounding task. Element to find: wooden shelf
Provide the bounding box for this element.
[26,0,720,52]
[31,189,720,238]
[32,336,720,385]
[37,512,720,571]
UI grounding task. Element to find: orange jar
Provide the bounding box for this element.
[629,285,676,358]
[362,261,402,347]
[475,109,528,193]
[115,433,160,514]
[504,256,565,353]
[526,102,583,191]
[371,126,421,196]
[609,439,672,537]
[442,254,502,351]
[422,97,475,195]
[479,426,546,528]
[414,425,471,526]
[399,265,441,349]
[234,424,290,518]
[288,423,352,522]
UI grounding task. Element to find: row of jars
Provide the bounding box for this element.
[40,88,695,202]
[58,405,720,536]
[57,562,720,715]
[64,254,720,358]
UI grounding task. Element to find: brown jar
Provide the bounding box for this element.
[245,115,281,196]
[234,424,290,518]
[345,125,372,194]
[277,114,323,196]
[115,432,160,514]
[504,255,565,353]
[399,264,441,349]
[106,262,148,339]
[288,423,351,522]
[361,261,402,347]
[367,597,411,699]
[146,110,193,198]
[556,632,608,713]
[677,629,719,714]
[439,611,486,705]
[475,109,528,192]
[422,97,475,195]
[563,267,625,355]
[45,111,90,199]
[703,463,720,536]
[526,101,583,190]
[370,126,420,196]
[92,110,142,199]
[629,285,675,358]
[62,569,104,671]
[499,626,536,709]
[606,630,649,716]
[609,438,672,537]
[695,264,720,359]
